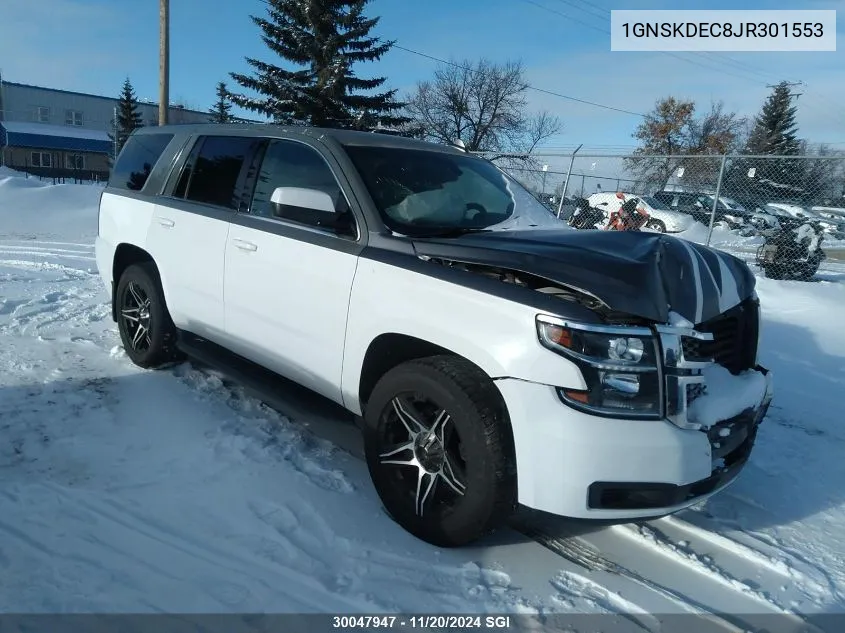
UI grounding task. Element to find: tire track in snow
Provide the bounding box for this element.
[615,522,794,613]
[0,286,109,338]
[0,244,94,256]
[513,520,741,625]
[2,238,93,245]
[677,510,845,608]
[0,259,94,278]
[550,571,660,632]
[660,514,831,597]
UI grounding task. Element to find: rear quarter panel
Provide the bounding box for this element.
[97,191,155,272]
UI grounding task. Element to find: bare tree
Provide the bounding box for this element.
[404,58,562,165]
[626,97,745,191]
[689,101,746,154]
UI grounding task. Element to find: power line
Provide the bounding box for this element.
[528,0,845,127]
[391,45,645,117]
[254,0,644,117]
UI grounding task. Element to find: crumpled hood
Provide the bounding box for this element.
[412,228,756,325]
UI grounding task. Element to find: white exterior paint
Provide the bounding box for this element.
[222,221,358,405]
[495,378,718,516]
[340,257,588,414]
[145,203,230,338]
[94,132,771,525]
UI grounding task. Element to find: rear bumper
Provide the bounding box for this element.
[94,236,115,320]
[94,235,114,295]
[496,366,772,520]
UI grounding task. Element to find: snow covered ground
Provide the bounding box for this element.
[1,172,844,630]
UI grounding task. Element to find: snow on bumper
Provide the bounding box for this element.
[496,366,772,520]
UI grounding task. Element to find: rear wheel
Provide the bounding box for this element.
[363,356,517,547]
[115,263,183,369]
[646,219,666,233]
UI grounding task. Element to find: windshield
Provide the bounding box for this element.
[342,144,562,236]
[638,196,670,210]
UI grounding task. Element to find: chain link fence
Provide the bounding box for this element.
[477,151,845,282]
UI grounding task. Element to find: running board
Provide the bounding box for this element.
[175,331,365,460]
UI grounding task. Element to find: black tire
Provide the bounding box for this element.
[646,219,666,233]
[363,355,517,547]
[115,263,183,369]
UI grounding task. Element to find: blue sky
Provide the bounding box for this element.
[2,0,842,167]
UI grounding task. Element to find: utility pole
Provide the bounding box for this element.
[159,0,170,125]
[766,81,804,99]
[113,105,119,159]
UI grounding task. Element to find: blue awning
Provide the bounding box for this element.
[0,121,112,154]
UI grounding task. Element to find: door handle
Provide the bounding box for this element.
[156,217,175,228]
[232,238,258,252]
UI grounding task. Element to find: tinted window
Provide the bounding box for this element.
[249,140,355,237]
[109,133,174,191]
[181,136,256,209]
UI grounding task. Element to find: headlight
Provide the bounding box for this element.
[536,316,662,418]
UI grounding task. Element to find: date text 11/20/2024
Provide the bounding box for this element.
[332,615,512,629]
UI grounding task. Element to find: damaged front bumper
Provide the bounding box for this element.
[497,316,773,519]
[587,366,772,514]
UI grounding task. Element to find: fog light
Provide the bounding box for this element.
[602,373,640,395]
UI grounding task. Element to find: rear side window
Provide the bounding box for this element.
[109,133,174,191]
[172,135,258,209]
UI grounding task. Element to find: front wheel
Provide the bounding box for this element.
[363,356,517,547]
[645,219,666,233]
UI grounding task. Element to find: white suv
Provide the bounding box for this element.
[95,125,773,547]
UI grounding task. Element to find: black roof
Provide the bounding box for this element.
[134,122,465,155]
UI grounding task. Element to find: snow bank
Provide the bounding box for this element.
[674,222,764,249]
[688,364,770,429]
[0,172,101,240]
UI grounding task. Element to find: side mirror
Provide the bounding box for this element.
[270,186,356,238]
[271,186,335,215]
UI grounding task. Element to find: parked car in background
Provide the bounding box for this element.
[588,192,694,233]
[812,206,845,222]
[763,202,845,240]
[652,191,752,231]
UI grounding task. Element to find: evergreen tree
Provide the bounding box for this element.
[111,78,143,157]
[228,0,411,131]
[724,82,804,203]
[745,81,801,156]
[209,81,234,123]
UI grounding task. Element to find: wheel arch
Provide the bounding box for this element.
[111,243,162,321]
[356,332,508,415]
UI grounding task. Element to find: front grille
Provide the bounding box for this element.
[682,298,760,374]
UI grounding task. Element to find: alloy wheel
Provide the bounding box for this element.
[377,394,467,517]
[120,281,153,352]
